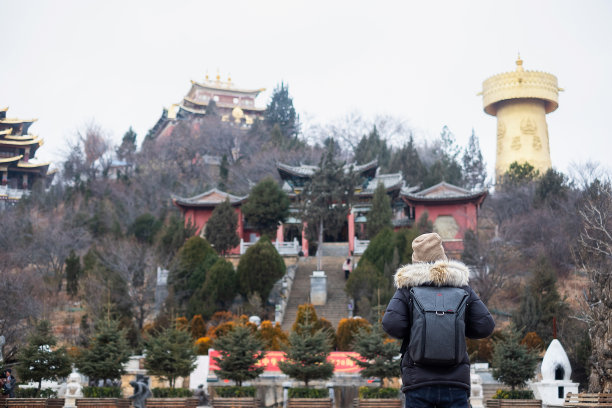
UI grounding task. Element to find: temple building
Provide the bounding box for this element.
[172,161,487,259]
[149,74,266,140]
[481,56,562,181]
[0,107,53,206]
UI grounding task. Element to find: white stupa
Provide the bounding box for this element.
[531,339,579,407]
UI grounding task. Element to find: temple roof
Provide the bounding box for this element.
[183,96,266,112]
[402,181,488,203]
[0,155,23,164]
[191,79,265,96]
[277,159,378,179]
[172,188,248,208]
[360,172,404,193]
[0,135,43,147]
[0,117,37,125]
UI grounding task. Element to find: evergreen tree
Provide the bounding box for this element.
[264,82,300,138]
[301,141,356,270]
[16,320,72,391]
[157,214,197,262]
[351,322,400,387]
[212,324,265,386]
[218,154,229,191]
[241,177,290,237]
[278,310,334,387]
[189,314,207,339]
[513,257,568,343]
[353,126,391,168]
[388,134,426,188]
[189,258,237,318]
[422,126,463,188]
[169,236,218,310]
[502,161,539,186]
[335,317,371,351]
[75,319,131,385]
[491,327,539,390]
[236,236,285,305]
[205,99,219,116]
[204,198,240,255]
[65,250,81,298]
[534,168,569,208]
[128,213,162,244]
[462,129,487,190]
[143,325,197,388]
[116,126,137,162]
[366,182,392,239]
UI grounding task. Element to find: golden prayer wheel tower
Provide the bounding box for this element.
[481,56,562,181]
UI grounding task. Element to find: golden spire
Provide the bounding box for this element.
[205,70,209,81]
[216,69,221,82]
[516,53,524,72]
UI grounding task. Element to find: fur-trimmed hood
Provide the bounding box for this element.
[394,259,470,289]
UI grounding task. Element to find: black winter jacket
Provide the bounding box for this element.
[382,259,495,392]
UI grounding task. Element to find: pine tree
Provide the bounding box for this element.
[422,126,463,188]
[128,213,162,244]
[301,141,355,270]
[278,310,334,388]
[190,258,237,318]
[462,129,487,190]
[353,126,391,168]
[65,250,81,298]
[169,236,218,310]
[205,99,219,116]
[241,177,290,237]
[16,320,72,391]
[218,154,229,191]
[335,317,371,351]
[366,182,392,239]
[116,126,137,162]
[491,326,539,391]
[143,325,197,388]
[264,82,300,138]
[513,257,568,343]
[502,161,539,186]
[75,319,131,385]
[388,134,426,188]
[213,324,265,386]
[204,198,240,255]
[236,236,285,305]
[351,322,400,387]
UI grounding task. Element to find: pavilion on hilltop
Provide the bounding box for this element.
[149,74,266,140]
[0,107,54,206]
[172,160,487,258]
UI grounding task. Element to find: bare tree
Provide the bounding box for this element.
[576,179,612,392]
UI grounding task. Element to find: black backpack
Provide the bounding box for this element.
[401,286,469,367]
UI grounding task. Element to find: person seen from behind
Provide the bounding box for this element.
[382,232,495,408]
[342,257,352,280]
[3,369,16,398]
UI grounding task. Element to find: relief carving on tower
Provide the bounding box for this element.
[520,117,537,134]
[511,135,522,151]
[497,121,506,140]
[532,135,542,151]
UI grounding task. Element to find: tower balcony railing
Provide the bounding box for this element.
[354,239,370,255]
[0,185,26,200]
[240,238,300,256]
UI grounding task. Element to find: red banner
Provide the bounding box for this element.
[209,350,363,373]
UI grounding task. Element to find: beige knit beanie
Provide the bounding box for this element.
[412,232,448,263]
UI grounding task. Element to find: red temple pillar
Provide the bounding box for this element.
[1,171,7,186]
[302,222,309,257]
[348,211,355,255]
[276,223,284,243]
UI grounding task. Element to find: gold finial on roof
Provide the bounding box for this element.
[216,69,221,82]
[205,70,209,81]
[516,53,524,72]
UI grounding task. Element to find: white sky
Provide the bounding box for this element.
[1,0,611,177]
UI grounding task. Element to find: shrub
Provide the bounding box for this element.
[335,317,370,351]
[492,389,535,399]
[214,386,256,398]
[195,336,213,355]
[288,387,328,398]
[151,388,193,397]
[14,387,57,398]
[82,386,123,398]
[359,387,400,399]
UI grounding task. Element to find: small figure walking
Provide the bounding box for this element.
[342,258,352,280]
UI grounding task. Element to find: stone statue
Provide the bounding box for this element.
[129,374,152,408]
[64,372,84,408]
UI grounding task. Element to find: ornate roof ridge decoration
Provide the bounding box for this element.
[277,159,379,178]
[1,136,43,146]
[359,171,405,194]
[0,154,23,164]
[182,97,266,112]
[191,79,266,96]
[0,118,38,124]
[481,56,562,115]
[17,160,51,169]
[402,181,488,202]
[172,188,248,207]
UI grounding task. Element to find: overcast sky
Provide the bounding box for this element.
[2,0,611,178]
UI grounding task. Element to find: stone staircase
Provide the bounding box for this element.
[282,254,350,332]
